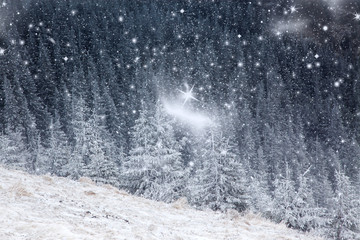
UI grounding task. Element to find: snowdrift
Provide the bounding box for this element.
[0,166,323,240]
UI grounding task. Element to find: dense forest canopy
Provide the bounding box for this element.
[0,0,359,239]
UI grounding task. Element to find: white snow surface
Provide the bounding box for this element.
[0,166,323,240]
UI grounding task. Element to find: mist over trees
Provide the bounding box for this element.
[0,0,359,238]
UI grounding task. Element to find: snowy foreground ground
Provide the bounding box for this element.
[0,166,323,240]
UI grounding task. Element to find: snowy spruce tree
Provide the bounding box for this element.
[188,126,249,212]
[121,101,184,202]
[290,169,326,232]
[248,147,273,215]
[271,164,296,226]
[62,96,89,179]
[34,114,71,176]
[81,113,121,188]
[2,75,37,171]
[311,140,334,209]
[272,165,326,232]
[0,130,30,170]
[327,170,360,240]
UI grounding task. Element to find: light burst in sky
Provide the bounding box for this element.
[162,83,212,130]
[290,6,298,13]
[354,13,360,21]
[177,83,199,106]
[163,101,212,130]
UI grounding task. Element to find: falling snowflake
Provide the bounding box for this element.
[0,48,5,55]
[48,37,56,44]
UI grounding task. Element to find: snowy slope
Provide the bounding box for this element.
[0,166,323,240]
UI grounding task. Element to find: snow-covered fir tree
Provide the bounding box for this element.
[272,164,296,226]
[327,170,360,240]
[188,126,249,212]
[35,114,71,176]
[0,130,30,170]
[121,101,184,202]
[290,168,326,232]
[248,147,273,215]
[311,140,334,209]
[82,113,121,187]
[62,96,89,179]
[2,75,37,171]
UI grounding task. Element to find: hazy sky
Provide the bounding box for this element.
[270,0,360,55]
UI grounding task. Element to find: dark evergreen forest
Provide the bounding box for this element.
[0,0,359,238]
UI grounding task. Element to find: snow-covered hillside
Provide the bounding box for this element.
[0,166,322,240]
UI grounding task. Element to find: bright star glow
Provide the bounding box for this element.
[290,6,297,13]
[354,13,360,21]
[0,48,5,55]
[177,84,199,106]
